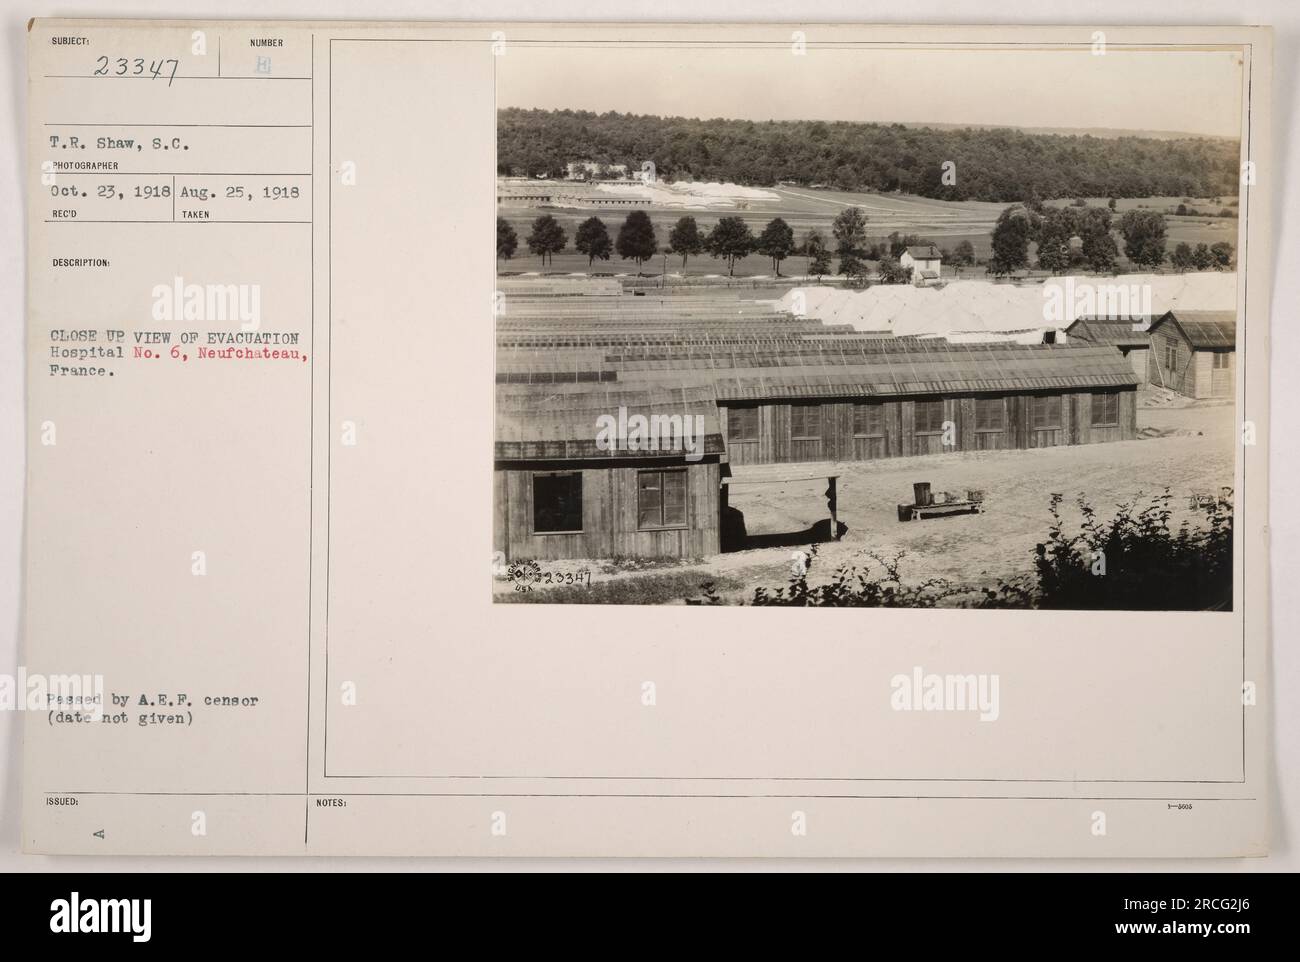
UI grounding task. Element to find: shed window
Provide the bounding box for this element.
[1031,395,1062,430]
[532,472,583,533]
[852,402,885,437]
[727,407,758,442]
[1090,391,1120,426]
[914,399,945,434]
[1212,352,1231,369]
[637,469,687,529]
[791,404,822,439]
[975,397,1005,432]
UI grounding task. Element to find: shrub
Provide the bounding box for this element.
[977,491,1232,610]
[690,545,965,607]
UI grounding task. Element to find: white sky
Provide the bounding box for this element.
[498,45,1244,138]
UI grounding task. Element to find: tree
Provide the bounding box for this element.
[1191,243,1215,271]
[832,206,869,280]
[1080,228,1119,274]
[497,107,1242,204]
[757,217,795,275]
[1169,242,1195,271]
[1107,197,1118,211]
[809,245,832,283]
[876,255,912,285]
[496,216,518,261]
[887,231,927,259]
[525,214,566,266]
[803,229,826,274]
[1209,241,1235,270]
[1118,209,1167,269]
[705,216,756,277]
[948,239,975,267]
[574,216,612,267]
[668,216,703,270]
[615,210,658,272]
[1035,209,1074,273]
[988,205,1037,276]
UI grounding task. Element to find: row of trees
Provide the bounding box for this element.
[988,202,1234,275]
[498,107,1242,203]
[498,211,805,277]
[500,203,1234,280]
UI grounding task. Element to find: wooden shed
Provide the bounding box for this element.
[494,383,726,561]
[1064,315,1153,385]
[1146,310,1236,399]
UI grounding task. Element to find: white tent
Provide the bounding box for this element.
[778,273,1238,341]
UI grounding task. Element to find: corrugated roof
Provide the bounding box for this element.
[1152,310,1236,349]
[495,382,724,460]
[706,343,1136,401]
[1065,316,1153,348]
[497,339,1139,402]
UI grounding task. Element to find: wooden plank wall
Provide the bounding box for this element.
[1209,351,1235,399]
[495,461,721,561]
[719,389,1137,466]
[1195,350,1235,399]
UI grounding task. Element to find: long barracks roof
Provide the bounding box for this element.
[495,382,724,460]
[497,339,1139,401]
[1150,310,1236,349]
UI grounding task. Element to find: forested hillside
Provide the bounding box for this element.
[497,108,1240,202]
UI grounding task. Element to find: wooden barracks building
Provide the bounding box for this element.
[494,339,1139,560]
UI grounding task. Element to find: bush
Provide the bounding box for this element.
[978,491,1232,610]
[689,545,965,607]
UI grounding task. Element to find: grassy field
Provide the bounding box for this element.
[499,186,1238,278]
[494,396,1235,605]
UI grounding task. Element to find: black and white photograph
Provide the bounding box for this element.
[1,4,1293,899]
[494,41,1244,609]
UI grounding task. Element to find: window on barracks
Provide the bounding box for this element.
[791,404,822,439]
[1212,352,1231,369]
[914,399,945,434]
[1031,395,1062,430]
[975,397,1005,432]
[532,472,583,533]
[1090,391,1120,426]
[727,407,758,442]
[852,402,884,437]
[637,469,687,529]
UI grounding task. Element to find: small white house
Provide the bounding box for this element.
[900,244,942,286]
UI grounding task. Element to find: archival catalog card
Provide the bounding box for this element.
[22,20,1272,857]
